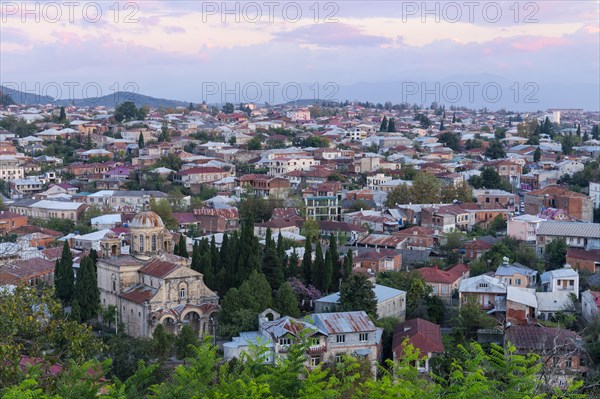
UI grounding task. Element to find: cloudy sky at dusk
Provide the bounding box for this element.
[1,1,599,110]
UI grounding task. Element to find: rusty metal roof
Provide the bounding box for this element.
[310,311,376,334]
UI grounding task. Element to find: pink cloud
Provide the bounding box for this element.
[273,23,391,48]
[52,31,82,45]
[511,37,570,52]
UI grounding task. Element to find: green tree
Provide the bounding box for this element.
[175,325,199,360]
[379,116,388,132]
[377,271,433,319]
[533,147,541,162]
[138,132,145,149]
[343,249,353,281]
[152,324,173,362]
[385,183,412,207]
[247,135,262,150]
[262,239,284,290]
[339,274,377,317]
[176,235,188,258]
[55,240,75,305]
[311,242,327,292]
[301,218,320,242]
[412,172,441,203]
[149,198,178,230]
[452,297,497,342]
[275,282,300,317]
[387,117,396,132]
[73,256,100,322]
[302,236,313,285]
[58,106,67,123]
[438,132,458,150]
[545,238,567,270]
[485,140,506,159]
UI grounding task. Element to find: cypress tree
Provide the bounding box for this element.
[199,239,214,289]
[191,242,201,273]
[439,119,445,131]
[74,256,100,322]
[379,116,388,132]
[323,248,333,294]
[177,235,188,258]
[262,243,284,290]
[343,249,353,281]
[138,132,145,149]
[71,299,81,322]
[592,125,599,140]
[312,242,325,291]
[89,249,98,271]
[328,234,340,291]
[302,236,312,284]
[286,249,299,279]
[387,118,396,132]
[210,236,220,283]
[55,241,75,305]
[452,113,456,123]
[59,106,67,123]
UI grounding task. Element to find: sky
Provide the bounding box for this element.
[1,1,599,110]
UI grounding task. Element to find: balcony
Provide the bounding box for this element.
[307,344,327,355]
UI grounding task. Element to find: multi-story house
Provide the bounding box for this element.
[525,186,594,222]
[303,182,342,222]
[541,264,580,299]
[267,155,319,177]
[589,182,600,208]
[0,210,28,235]
[0,258,55,287]
[536,221,600,257]
[344,210,399,233]
[0,155,25,181]
[110,190,170,212]
[473,189,518,212]
[174,166,232,187]
[353,248,402,273]
[566,248,600,274]
[10,179,44,198]
[459,274,507,311]
[224,310,382,376]
[237,174,291,199]
[9,199,87,221]
[494,258,537,288]
[507,214,543,242]
[485,158,524,187]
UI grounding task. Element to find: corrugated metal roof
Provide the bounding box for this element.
[537,221,600,238]
[310,311,376,334]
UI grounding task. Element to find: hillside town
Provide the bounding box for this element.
[1,97,600,396]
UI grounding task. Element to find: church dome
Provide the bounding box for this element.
[130,211,165,229]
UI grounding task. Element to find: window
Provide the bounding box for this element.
[565,358,572,369]
[152,235,157,251]
[359,333,369,342]
[310,357,321,367]
[139,234,145,251]
[180,287,186,299]
[311,338,320,346]
[479,283,489,288]
[515,278,522,285]
[336,355,343,363]
[279,337,291,346]
[336,335,346,343]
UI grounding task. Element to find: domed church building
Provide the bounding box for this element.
[96,210,219,339]
[128,210,173,259]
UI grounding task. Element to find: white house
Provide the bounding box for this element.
[540,264,580,299]
[581,290,600,324]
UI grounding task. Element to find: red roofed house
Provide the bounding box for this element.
[392,318,444,373]
[0,258,55,287]
[416,264,470,304]
[237,174,291,199]
[463,239,494,260]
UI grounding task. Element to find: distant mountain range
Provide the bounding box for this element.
[0,85,189,108]
[2,77,599,111]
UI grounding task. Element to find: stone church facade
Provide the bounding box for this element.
[97,210,219,338]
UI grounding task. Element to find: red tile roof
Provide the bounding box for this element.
[138,259,180,278]
[393,318,444,356]
[416,264,468,284]
[120,285,157,304]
